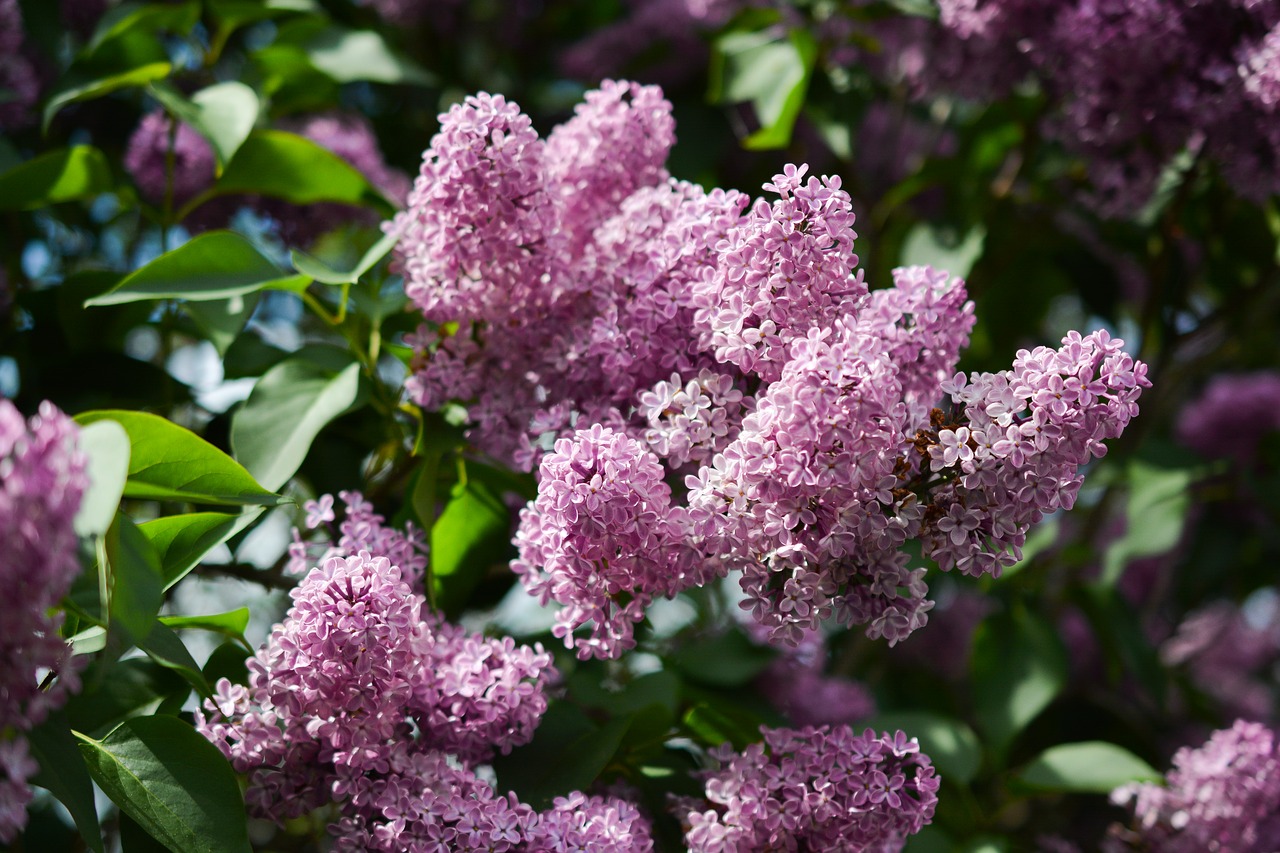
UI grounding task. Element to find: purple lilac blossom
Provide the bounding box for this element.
[287,490,429,588]
[1162,599,1280,722]
[1111,719,1280,851]
[398,82,1148,656]
[675,724,940,851]
[0,400,88,842]
[928,0,1280,213]
[124,111,218,208]
[0,0,38,133]
[1176,371,1280,464]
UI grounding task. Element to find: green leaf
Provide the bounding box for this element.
[0,146,113,211]
[430,476,510,614]
[682,702,764,751]
[669,629,775,688]
[86,231,310,306]
[291,228,400,284]
[183,294,261,356]
[76,716,251,853]
[85,2,200,53]
[862,711,982,786]
[230,349,364,492]
[28,710,105,853]
[300,27,434,86]
[138,622,209,697]
[710,28,817,150]
[44,61,173,132]
[492,703,632,810]
[75,411,284,507]
[66,659,189,738]
[1101,461,1196,585]
[105,513,164,648]
[139,513,241,590]
[209,129,389,210]
[1014,741,1161,794]
[208,0,318,31]
[75,419,132,538]
[970,604,1068,761]
[151,81,260,171]
[160,607,250,638]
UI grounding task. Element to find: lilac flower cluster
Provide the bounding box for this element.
[929,0,1280,213]
[0,400,87,842]
[1111,719,1280,851]
[397,82,1148,658]
[1162,599,1280,722]
[674,724,940,851]
[287,490,429,588]
[1177,371,1280,465]
[0,0,40,132]
[124,111,219,208]
[199,543,654,848]
[747,625,877,727]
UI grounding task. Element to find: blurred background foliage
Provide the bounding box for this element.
[3,0,1279,850]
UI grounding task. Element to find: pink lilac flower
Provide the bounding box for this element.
[1176,371,1280,465]
[0,400,88,842]
[124,111,218,207]
[512,424,703,659]
[1112,719,1280,851]
[400,82,1148,654]
[675,724,940,851]
[1162,599,1280,722]
[758,654,877,728]
[286,490,428,589]
[196,550,557,826]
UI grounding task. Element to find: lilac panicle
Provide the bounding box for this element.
[1112,720,1280,852]
[0,400,88,842]
[676,724,940,852]
[124,111,218,207]
[287,490,429,589]
[1176,371,1280,464]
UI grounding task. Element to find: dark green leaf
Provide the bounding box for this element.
[1101,461,1196,585]
[75,419,131,538]
[138,622,209,697]
[85,2,200,53]
[230,349,364,491]
[430,476,510,613]
[75,411,284,506]
[183,294,261,356]
[139,512,241,590]
[669,630,775,688]
[85,231,310,306]
[105,513,164,649]
[44,61,173,132]
[970,605,1068,760]
[863,711,982,786]
[710,28,817,150]
[160,607,250,638]
[76,716,251,853]
[150,81,260,171]
[300,27,434,86]
[66,659,188,738]
[1014,741,1161,794]
[291,228,400,284]
[492,703,631,810]
[682,702,764,751]
[28,710,105,853]
[210,129,389,210]
[0,146,113,211]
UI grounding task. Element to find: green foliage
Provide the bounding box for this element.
[76,716,252,853]
[1014,742,1161,793]
[0,147,114,211]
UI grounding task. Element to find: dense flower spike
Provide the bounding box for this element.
[512,424,701,659]
[402,82,1149,654]
[675,725,940,851]
[0,0,37,132]
[1111,720,1280,851]
[0,400,87,842]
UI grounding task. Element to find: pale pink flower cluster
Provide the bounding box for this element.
[397,82,1148,658]
[0,400,87,841]
[198,549,653,849]
[674,725,940,852]
[1112,719,1280,851]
